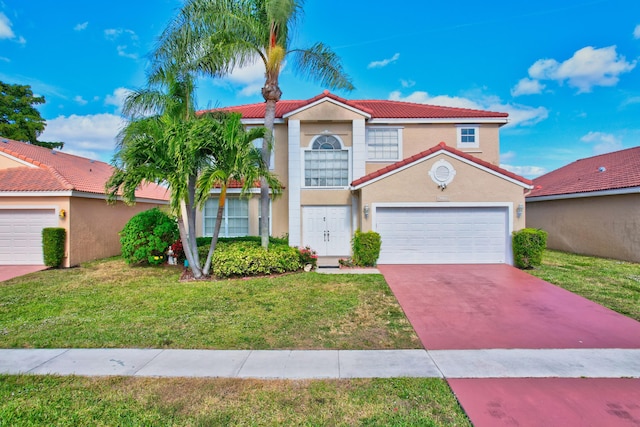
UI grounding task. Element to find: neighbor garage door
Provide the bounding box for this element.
[376,206,508,264]
[0,209,58,265]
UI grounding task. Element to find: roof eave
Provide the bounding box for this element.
[526,186,640,202]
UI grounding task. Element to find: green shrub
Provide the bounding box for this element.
[42,227,66,267]
[512,228,548,269]
[120,208,178,266]
[298,246,318,268]
[198,240,302,278]
[197,235,288,248]
[352,230,382,267]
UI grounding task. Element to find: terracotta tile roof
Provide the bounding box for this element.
[203,90,509,120]
[0,137,169,201]
[351,142,532,188]
[528,146,640,198]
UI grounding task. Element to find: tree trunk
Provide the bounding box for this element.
[260,78,281,249]
[202,186,227,276]
[177,216,202,279]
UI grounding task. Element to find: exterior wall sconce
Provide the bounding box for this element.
[516,204,524,218]
[59,209,66,219]
[363,204,370,219]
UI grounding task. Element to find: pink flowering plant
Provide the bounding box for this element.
[298,246,318,268]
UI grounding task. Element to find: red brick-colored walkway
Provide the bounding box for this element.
[0,265,47,282]
[448,378,640,427]
[379,264,640,427]
[379,264,640,350]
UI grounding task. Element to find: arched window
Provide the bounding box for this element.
[304,135,349,187]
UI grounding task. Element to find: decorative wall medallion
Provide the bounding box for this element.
[429,159,456,190]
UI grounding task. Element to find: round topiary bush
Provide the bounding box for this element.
[120,208,179,265]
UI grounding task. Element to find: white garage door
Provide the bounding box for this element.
[0,209,58,265]
[376,206,508,264]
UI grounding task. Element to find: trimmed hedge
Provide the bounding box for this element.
[196,235,288,248]
[352,230,382,267]
[42,227,66,267]
[512,228,548,269]
[120,208,179,266]
[198,240,302,278]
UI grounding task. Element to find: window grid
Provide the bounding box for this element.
[367,129,399,160]
[460,128,476,143]
[203,198,249,237]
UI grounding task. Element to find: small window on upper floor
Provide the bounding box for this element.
[457,125,479,148]
[366,128,402,161]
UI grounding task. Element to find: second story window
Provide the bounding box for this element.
[304,135,349,187]
[457,125,479,148]
[366,128,401,161]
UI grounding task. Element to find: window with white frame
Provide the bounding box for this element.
[366,128,401,160]
[304,135,349,187]
[457,125,479,148]
[203,197,249,237]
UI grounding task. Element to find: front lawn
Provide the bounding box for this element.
[527,250,640,321]
[0,375,470,426]
[0,258,420,349]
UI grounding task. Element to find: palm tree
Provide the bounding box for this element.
[153,0,354,248]
[196,112,282,276]
[106,70,214,278]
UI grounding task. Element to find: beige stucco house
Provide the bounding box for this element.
[526,146,640,263]
[0,138,169,267]
[200,91,532,265]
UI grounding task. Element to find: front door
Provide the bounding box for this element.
[302,206,351,256]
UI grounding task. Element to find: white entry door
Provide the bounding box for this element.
[302,206,351,256]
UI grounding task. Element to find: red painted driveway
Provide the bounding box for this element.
[448,378,640,427]
[0,265,47,282]
[378,264,640,349]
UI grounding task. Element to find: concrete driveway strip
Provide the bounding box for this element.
[238,350,341,379]
[430,349,640,378]
[28,349,163,376]
[0,349,68,374]
[338,349,442,378]
[135,350,250,378]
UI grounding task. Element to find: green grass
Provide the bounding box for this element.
[0,258,420,349]
[0,375,470,426]
[527,250,640,321]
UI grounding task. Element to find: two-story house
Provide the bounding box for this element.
[198,91,532,265]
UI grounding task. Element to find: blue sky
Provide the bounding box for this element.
[1,0,639,178]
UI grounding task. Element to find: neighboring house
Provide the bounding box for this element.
[0,138,169,267]
[201,91,532,264]
[526,146,640,263]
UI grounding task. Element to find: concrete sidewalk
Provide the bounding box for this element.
[1,348,638,379]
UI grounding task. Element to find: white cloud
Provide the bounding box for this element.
[500,151,517,162]
[104,87,131,113]
[511,77,545,96]
[388,90,549,128]
[212,59,266,96]
[634,24,640,39]
[104,28,139,60]
[400,79,416,88]
[527,46,636,93]
[74,21,89,31]
[116,45,138,60]
[0,56,9,62]
[501,164,547,179]
[368,53,400,69]
[580,131,623,155]
[40,113,124,161]
[73,95,88,105]
[0,12,15,39]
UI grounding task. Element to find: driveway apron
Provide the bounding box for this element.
[0,265,47,282]
[379,264,640,427]
[378,264,640,350]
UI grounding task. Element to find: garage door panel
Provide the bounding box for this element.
[376,206,508,264]
[0,209,58,265]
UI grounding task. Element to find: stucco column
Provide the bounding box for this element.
[288,119,302,247]
[352,119,366,180]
